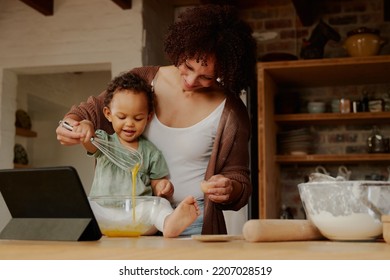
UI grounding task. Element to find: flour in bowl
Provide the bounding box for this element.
[309,211,382,241]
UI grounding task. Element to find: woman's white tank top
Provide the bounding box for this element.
[143,100,226,206]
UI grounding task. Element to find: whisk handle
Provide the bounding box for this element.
[59,120,74,131]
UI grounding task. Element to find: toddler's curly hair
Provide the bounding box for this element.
[104,72,154,113]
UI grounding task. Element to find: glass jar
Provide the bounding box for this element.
[367,126,386,153]
[339,98,351,113]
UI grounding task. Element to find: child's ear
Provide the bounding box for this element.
[103,107,112,122]
[147,112,154,123]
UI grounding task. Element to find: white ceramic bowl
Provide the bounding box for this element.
[307,101,326,113]
[89,195,162,237]
[298,181,390,241]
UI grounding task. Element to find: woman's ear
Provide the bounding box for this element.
[103,106,112,122]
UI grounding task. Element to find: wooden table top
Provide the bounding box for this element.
[1,236,390,260]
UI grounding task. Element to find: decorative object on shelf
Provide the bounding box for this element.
[369,98,384,112]
[367,126,386,153]
[381,91,390,112]
[339,97,351,113]
[13,143,29,165]
[361,92,370,112]
[300,19,341,59]
[307,101,325,113]
[351,100,362,113]
[15,109,32,130]
[343,27,386,57]
[331,99,340,113]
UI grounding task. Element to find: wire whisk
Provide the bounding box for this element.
[58,120,142,172]
[90,136,143,172]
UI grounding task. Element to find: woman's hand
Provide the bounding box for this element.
[56,118,94,145]
[201,174,233,203]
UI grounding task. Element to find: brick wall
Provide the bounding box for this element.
[240,0,389,59]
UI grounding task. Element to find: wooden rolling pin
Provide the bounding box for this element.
[243,219,324,242]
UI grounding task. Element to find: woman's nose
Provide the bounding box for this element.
[186,73,198,86]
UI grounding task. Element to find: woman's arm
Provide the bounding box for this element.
[56,91,113,145]
[205,96,252,210]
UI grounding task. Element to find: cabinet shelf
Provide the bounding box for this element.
[276,153,390,164]
[275,112,390,125]
[15,127,37,137]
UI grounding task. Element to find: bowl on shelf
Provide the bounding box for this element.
[343,27,386,57]
[298,180,390,241]
[307,101,326,113]
[89,195,162,237]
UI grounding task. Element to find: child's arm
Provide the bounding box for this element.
[151,178,174,199]
[82,139,97,154]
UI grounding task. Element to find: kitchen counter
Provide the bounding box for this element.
[1,236,390,260]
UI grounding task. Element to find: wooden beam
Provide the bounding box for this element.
[111,0,132,10]
[19,0,53,16]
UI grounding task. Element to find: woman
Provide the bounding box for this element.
[56,4,257,235]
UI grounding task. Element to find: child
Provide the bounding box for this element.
[77,72,200,238]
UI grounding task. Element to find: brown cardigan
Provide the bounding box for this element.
[66,66,252,234]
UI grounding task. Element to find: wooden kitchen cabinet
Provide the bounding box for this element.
[257,55,390,219]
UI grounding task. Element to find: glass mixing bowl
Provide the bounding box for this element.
[89,195,162,237]
[298,181,390,241]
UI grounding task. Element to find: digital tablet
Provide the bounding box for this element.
[0,166,101,241]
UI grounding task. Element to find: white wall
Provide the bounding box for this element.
[0,0,145,169]
[0,0,172,227]
[16,71,113,192]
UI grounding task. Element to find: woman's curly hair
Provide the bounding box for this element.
[164,4,257,96]
[104,72,154,113]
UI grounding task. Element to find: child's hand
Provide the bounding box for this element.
[73,120,95,144]
[154,179,174,199]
